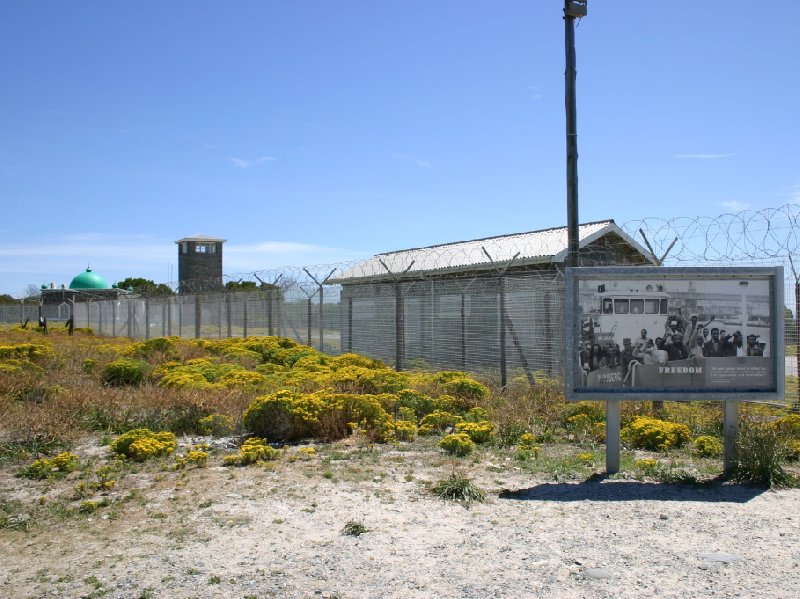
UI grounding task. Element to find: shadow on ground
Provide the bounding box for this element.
[498,474,767,503]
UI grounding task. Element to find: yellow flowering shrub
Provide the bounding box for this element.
[158,368,216,389]
[393,419,417,442]
[440,376,489,402]
[515,433,541,460]
[223,438,279,466]
[576,452,595,465]
[217,368,268,388]
[175,449,209,469]
[455,420,495,444]
[292,392,392,442]
[0,343,55,362]
[438,432,475,457]
[329,353,386,370]
[418,411,464,435]
[772,414,800,438]
[19,452,80,480]
[110,429,177,461]
[634,458,660,474]
[622,417,692,451]
[0,360,21,374]
[693,435,723,457]
[788,440,800,461]
[328,365,408,394]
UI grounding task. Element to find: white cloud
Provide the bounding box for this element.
[673,153,736,160]
[227,155,276,169]
[718,200,751,211]
[0,233,370,297]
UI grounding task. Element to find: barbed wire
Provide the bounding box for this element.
[125,203,800,299]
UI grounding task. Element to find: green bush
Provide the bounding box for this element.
[418,410,464,435]
[733,421,796,488]
[197,413,235,437]
[396,389,438,418]
[623,417,692,451]
[243,390,299,441]
[432,471,486,504]
[103,358,149,386]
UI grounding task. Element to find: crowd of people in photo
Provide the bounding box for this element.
[580,309,767,383]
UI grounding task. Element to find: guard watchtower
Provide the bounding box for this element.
[175,235,226,293]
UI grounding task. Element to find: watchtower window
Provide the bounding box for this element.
[195,244,216,254]
[181,242,188,255]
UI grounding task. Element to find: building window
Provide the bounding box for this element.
[195,243,216,254]
[181,242,188,255]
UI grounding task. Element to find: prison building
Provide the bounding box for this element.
[176,235,226,293]
[39,267,131,321]
[328,220,655,379]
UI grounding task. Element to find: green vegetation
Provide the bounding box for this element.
[0,323,798,539]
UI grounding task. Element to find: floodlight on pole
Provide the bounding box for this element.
[564,0,585,269]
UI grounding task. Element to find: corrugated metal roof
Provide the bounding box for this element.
[331,220,654,283]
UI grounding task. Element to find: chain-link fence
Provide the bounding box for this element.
[3,205,799,387]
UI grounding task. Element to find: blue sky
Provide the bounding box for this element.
[1,1,798,296]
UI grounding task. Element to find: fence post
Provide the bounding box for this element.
[127,300,134,339]
[194,294,201,339]
[347,297,353,352]
[461,292,467,369]
[112,301,117,337]
[723,400,740,473]
[319,284,325,352]
[395,280,405,371]
[307,296,313,345]
[243,298,248,338]
[226,294,232,338]
[145,299,150,340]
[267,288,275,337]
[499,274,507,388]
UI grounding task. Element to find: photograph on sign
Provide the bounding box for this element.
[565,267,784,401]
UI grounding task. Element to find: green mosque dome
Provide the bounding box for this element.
[69,267,109,290]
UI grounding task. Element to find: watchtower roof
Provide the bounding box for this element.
[175,234,227,244]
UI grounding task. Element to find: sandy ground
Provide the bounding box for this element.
[1,439,799,599]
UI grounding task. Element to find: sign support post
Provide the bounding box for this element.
[723,400,739,473]
[606,399,621,474]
